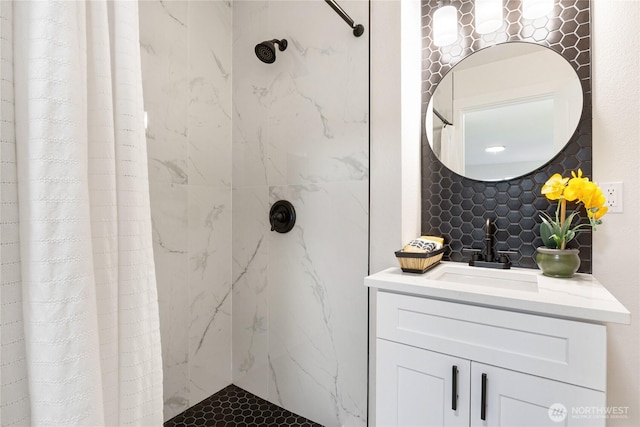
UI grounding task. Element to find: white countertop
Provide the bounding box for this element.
[365,262,631,325]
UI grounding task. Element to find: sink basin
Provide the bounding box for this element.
[427,263,539,292]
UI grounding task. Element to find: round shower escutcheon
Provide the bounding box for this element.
[269,200,296,233]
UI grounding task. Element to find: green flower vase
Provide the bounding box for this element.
[535,247,581,278]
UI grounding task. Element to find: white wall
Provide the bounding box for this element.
[369,0,422,423]
[369,5,400,425]
[139,1,233,420]
[370,1,402,276]
[370,0,422,276]
[592,1,640,425]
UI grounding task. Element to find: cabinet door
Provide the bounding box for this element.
[376,339,470,427]
[470,363,606,427]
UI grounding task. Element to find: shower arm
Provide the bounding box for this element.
[324,0,365,37]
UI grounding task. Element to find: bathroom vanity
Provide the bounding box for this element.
[366,263,630,426]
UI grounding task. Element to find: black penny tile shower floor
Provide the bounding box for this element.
[164,384,323,427]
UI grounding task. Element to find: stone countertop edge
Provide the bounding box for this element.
[365,262,631,325]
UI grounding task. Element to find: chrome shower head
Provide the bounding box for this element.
[255,39,288,64]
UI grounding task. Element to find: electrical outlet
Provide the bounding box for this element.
[601,182,623,213]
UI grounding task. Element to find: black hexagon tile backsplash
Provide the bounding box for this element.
[164,385,322,427]
[421,0,592,272]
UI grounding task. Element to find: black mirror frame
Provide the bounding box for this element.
[426,41,584,181]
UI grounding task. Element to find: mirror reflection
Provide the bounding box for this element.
[426,42,583,181]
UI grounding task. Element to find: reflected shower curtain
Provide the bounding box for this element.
[1,1,163,425]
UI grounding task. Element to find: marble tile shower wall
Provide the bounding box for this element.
[139,1,232,420]
[232,1,369,426]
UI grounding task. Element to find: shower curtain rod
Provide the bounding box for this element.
[324,0,365,37]
[434,108,453,127]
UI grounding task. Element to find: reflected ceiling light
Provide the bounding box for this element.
[522,0,554,19]
[475,0,503,34]
[433,0,459,47]
[485,145,506,153]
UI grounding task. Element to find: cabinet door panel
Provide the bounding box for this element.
[376,339,470,427]
[470,363,605,427]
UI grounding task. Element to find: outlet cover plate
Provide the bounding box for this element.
[601,182,623,213]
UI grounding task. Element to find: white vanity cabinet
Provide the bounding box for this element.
[375,290,608,427]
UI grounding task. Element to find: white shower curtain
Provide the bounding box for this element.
[1,1,163,425]
[440,125,463,174]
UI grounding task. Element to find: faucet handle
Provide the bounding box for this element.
[497,250,518,264]
[463,247,484,262]
[463,248,482,254]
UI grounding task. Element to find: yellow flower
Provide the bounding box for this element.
[581,182,607,210]
[541,173,568,200]
[571,169,584,179]
[539,169,607,250]
[564,172,590,202]
[589,205,608,221]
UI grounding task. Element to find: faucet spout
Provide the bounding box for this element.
[484,218,494,262]
[466,218,514,269]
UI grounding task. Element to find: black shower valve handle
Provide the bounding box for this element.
[270,210,287,227]
[269,200,296,233]
[271,211,285,221]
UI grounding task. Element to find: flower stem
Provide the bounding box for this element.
[560,198,567,250]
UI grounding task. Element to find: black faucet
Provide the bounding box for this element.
[466,218,514,269]
[483,218,494,262]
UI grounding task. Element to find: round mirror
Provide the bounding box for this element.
[426,42,583,181]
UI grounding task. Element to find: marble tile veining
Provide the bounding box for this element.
[143,0,368,424]
[141,1,233,421]
[140,0,189,186]
[187,186,232,405]
[150,182,189,420]
[267,182,368,426]
[232,187,270,400]
[188,1,232,188]
[232,1,369,425]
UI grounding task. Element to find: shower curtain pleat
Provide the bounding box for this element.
[0,1,32,425]
[107,1,164,424]
[3,1,164,425]
[440,125,463,174]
